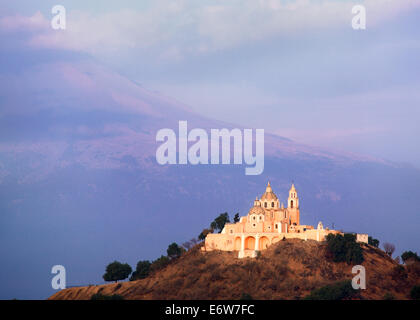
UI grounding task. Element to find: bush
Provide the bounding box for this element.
[304,281,357,300]
[103,261,132,283]
[167,243,183,259]
[326,234,364,265]
[130,260,151,281]
[383,292,395,300]
[391,265,407,280]
[368,236,380,248]
[383,242,396,257]
[410,285,420,300]
[91,293,124,300]
[401,251,420,264]
[240,293,253,300]
[150,255,170,272]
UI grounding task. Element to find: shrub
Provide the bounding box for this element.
[325,234,364,264]
[410,285,420,300]
[150,255,171,272]
[368,236,380,248]
[240,293,253,300]
[383,242,396,257]
[304,281,357,300]
[91,293,124,300]
[167,242,183,259]
[383,292,395,300]
[401,251,420,264]
[391,265,407,280]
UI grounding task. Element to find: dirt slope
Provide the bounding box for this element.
[49,239,420,300]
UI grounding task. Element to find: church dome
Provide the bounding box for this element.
[260,181,278,201]
[248,205,265,215]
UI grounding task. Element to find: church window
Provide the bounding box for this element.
[291,200,294,208]
[275,224,278,229]
[252,223,256,227]
[264,202,267,208]
[271,202,274,207]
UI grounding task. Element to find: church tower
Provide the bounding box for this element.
[288,183,300,225]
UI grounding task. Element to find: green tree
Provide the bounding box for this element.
[103,261,132,283]
[401,251,420,264]
[150,255,170,272]
[326,233,364,265]
[130,260,151,281]
[198,228,213,241]
[167,242,182,259]
[304,281,357,300]
[410,285,420,300]
[233,213,240,223]
[368,236,380,248]
[210,212,230,233]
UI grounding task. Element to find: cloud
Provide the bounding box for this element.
[1,0,419,60]
[0,11,48,32]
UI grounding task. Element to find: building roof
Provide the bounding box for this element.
[248,205,265,215]
[260,181,278,201]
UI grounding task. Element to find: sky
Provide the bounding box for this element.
[1,0,420,166]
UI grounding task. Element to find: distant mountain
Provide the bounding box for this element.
[49,240,420,300]
[0,50,419,300]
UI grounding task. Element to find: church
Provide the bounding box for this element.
[203,182,364,258]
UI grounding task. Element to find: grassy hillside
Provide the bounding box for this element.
[49,239,420,300]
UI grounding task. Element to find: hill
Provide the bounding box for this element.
[49,239,420,300]
[1,45,420,299]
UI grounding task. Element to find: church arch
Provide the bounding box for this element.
[244,236,255,250]
[259,236,270,250]
[234,237,241,251]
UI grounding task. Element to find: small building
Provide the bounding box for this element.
[203,182,345,258]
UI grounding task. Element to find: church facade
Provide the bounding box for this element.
[203,182,350,258]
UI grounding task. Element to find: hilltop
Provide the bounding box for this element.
[49,239,420,300]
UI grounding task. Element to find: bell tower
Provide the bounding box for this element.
[288,183,300,225]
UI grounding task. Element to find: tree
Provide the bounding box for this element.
[368,236,379,248]
[304,281,357,300]
[325,233,364,265]
[410,285,420,300]
[182,238,199,251]
[167,242,183,259]
[150,255,170,272]
[103,261,132,283]
[383,242,395,257]
[401,251,420,264]
[198,228,213,241]
[233,213,240,223]
[210,212,230,233]
[130,260,151,281]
